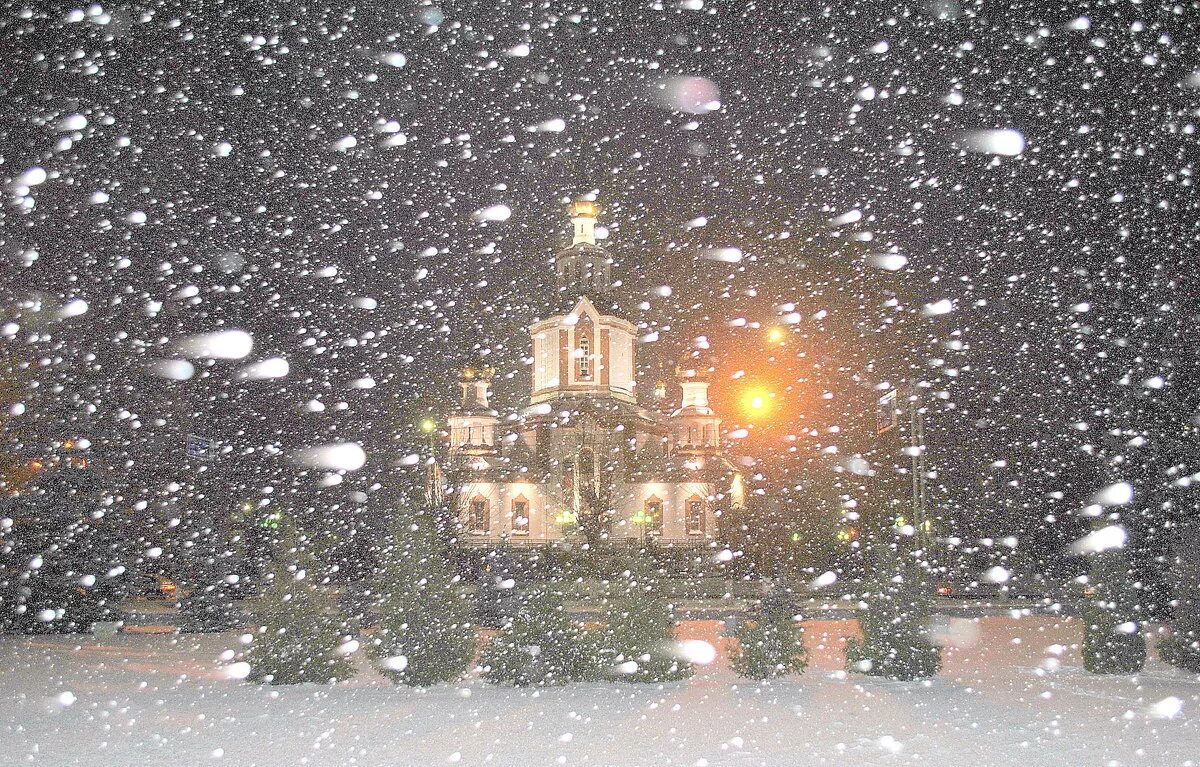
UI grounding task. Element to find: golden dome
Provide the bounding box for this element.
[461,362,496,382]
[569,198,599,219]
[675,349,716,382]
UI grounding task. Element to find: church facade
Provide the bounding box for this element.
[437,199,746,547]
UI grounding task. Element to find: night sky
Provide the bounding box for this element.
[1,2,1197,575]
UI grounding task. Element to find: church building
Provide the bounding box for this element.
[437,199,746,547]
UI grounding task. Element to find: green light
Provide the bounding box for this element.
[554,509,577,526]
[836,530,851,541]
[420,419,436,433]
[790,532,802,542]
[260,512,282,530]
[630,509,652,526]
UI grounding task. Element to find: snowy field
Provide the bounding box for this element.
[2,616,1199,767]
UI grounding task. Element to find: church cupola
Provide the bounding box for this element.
[570,198,599,245]
[555,196,612,294]
[672,352,722,451]
[458,362,495,411]
[448,362,499,453]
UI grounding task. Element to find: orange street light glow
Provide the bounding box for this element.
[743,386,773,416]
[766,326,786,344]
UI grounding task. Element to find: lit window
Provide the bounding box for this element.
[686,497,705,536]
[511,498,529,534]
[468,496,489,534]
[577,336,591,379]
[645,497,663,536]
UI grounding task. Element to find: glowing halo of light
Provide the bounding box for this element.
[741,385,774,419]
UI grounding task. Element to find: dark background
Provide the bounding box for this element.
[1,1,1196,586]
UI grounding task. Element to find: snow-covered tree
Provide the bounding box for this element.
[731,581,808,680]
[244,525,353,685]
[1159,617,1200,673]
[369,507,475,686]
[1081,543,1146,675]
[481,582,599,687]
[846,537,941,681]
[598,559,691,682]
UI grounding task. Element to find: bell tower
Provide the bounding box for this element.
[447,362,499,454]
[555,197,612,294]
[570,198,599,245]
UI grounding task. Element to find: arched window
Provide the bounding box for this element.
[468,495,490,534]
[577,336,591,379]
[511,496,530,535]
[644,495,663,536]
[685,495,705,536]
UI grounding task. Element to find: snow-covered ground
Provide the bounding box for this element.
[2,616,1198,767]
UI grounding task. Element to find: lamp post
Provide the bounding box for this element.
[421,418,441,507]
[554,509,578,538]
[630,508,652,544]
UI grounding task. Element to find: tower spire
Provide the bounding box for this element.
[569,198,598,245]
[555,196,611,294]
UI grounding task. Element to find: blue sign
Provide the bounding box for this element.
[186,434,213,460]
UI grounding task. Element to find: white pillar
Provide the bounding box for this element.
[680,380,709,411]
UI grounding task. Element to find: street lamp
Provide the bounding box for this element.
[630,508,653,542]
[742,386,773,419]
[420,418,437,454]
[554,509,578,529]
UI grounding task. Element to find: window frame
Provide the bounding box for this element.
[511,497,530,535]
[468,495,490,534]
[645,495,664,536]
[685,495,705,536]
[577,336,592,380]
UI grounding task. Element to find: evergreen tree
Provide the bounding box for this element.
[598,558,692,682]
[846,537,941,680]
[1081,543,1147,674]
[1159,532,1200,672]
[1159,614,1200,673]
[481,582,599,686]
[244,525,354,685]
[475,547,521,629]
[369,509,475,686]
[732,581,808,680]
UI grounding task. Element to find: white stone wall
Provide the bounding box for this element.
[531,331,557,393]
[614,481,715,541]
[607,325,635,395]
[456,481,566,542]
[456,480,717,544]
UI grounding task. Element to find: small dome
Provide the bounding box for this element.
[569,198,600,219]
[460,361,496,382]
[675,348,717,381]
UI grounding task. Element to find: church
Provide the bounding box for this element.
[437,198,746,547]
